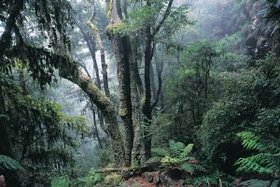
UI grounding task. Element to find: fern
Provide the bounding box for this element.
[151,147,170,157]
[236,132,280,186]
[240,179,280,187]
[236,132,280,174]
[236,153,274,174]
[180,144,194,159]
[180,162,194,174]
[73,170,104,187]
[51,176,70,187]
[149,140,203,174]
[0,155,23,171]
[237,132,266,151]
[192,170,231,187]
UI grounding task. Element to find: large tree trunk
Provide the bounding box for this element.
[142,0,153,159]
[142,29,153,161]
[107,0,134,166]
[113,36,134,166]
[130,44,143,166]
[60,68,125,166]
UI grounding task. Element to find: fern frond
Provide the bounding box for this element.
[161,156,180,165]
[240,179,280,187]
[192,164,207,173]
[180,162,194,174]
[237,132,265,151]
[236,153,273,174]
[147,156,161,163]
[180,144,194,159]
[152,148,170,157]
[169,140,185,156]
[180,156,196,163]
[236,131,280,176]
[0,155,23,171]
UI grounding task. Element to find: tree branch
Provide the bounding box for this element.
[151,0,174,38]
[151,61,163,110]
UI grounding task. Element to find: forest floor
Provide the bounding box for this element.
[98,166,193,187]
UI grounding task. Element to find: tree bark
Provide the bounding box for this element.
[87,21,110,97]
[59,67,125,166]
[92,108,103,149]
[107,0,134,166]
[76,19,110,137]
[142,30,153,161]
[142,0,174,162]
[130,51,143,167]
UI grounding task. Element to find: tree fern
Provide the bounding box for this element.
[0,155,23,171]
[149,140,203,174]
[151,147,170,157]
[236,132,280,186]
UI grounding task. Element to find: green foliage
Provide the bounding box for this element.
[214,33,249,71]
[162,42,217,144]
[240,179,280,187]
[92,148,113,169]
[114,1,191,37]
[198,53,280,163]
[73,170,104,187]
[0,65,88,185]
[0,155,23,171]
[150,140,202,174]
[235,131,280,186]
[191,171,233,187]
[51,176,70,187]
[236,132,280,174]
[104,173,122,186]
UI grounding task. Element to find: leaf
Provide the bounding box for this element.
[0,155,23,171]
[240,179,279,187]
[169,140,185,156]
[151,148,170,157]
[180,144,194,159]
[180,162,194,174]
[237,132,265,151]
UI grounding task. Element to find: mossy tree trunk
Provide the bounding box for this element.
[130,44,143,166]
[75,19,110,137]
[107,0,134,167]
[60,68,126,166]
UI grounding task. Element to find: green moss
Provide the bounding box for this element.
[106,21,126,35]
[118,107,128,117]
[106,0,113,18]
[104,173,122,185]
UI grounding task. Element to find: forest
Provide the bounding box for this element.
[0,0,280,186]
